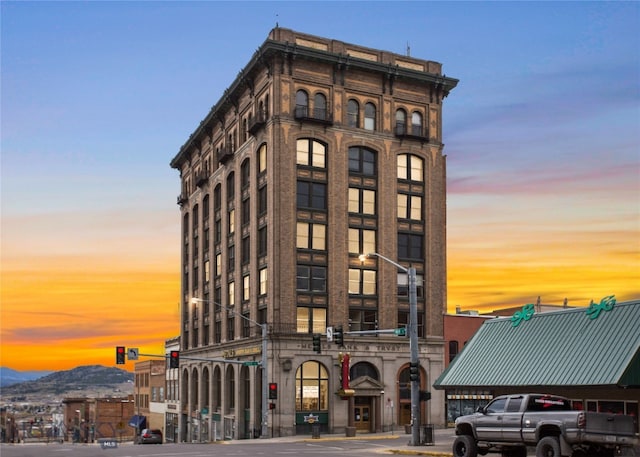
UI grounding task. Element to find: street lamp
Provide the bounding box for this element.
[360,252,420,446]
[190,297,269,439]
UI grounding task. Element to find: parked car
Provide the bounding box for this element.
[453,393,638,457]
[138,428,163,444]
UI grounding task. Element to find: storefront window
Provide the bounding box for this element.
[295,361,329,411]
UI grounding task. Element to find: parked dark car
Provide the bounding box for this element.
[138,428,163,444]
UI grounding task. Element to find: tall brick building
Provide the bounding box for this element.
[170,27,458,440]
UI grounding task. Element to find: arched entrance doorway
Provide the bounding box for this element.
[349,362,384,433]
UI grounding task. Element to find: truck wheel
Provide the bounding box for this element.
[453,435,478,457]
[536,436,561,457]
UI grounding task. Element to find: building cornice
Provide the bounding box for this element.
[170,29,459,170]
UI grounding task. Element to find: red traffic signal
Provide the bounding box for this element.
[116,346,125,365]
[268,382,278,400]
[169,350,180,369]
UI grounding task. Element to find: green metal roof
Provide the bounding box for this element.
[434,298,640,389]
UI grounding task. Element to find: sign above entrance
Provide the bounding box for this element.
[304,414,319,424]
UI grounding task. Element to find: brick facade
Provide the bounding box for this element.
[171,27,457,440]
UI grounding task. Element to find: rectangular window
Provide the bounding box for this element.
[398,194,422,220]
[348,269,376,295]
[227,244,235,271]
[241,313,251,337]
[214,219,221,245]
[215,253,222,277]
[398,310,425,338]
[297,181,326,210]
[296,266,327,292]
[397,273,424,298]
[296,306,327,333]
[297,222,326,250]
[258,226,267,256]
[259,268,268,295]
[348,228,376,255]
[228,208,235,234]
[398,233,423,260]
[349,309,377,332]
[227,316,235,341]
[349,188,376,214]
[258,185,267,215]
[258,144,267,174]
[242,198,250,226]
[228,281,235,306]
[241,236,250,265]
[214,319,221,344]
[243,274,250,301]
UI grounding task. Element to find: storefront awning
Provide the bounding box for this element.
[434,298,640,389]
[128,415,146,429]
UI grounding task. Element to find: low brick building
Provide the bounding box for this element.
[62,395,135,442]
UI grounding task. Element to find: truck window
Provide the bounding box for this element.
[527,395,571,411]
[506,397,523,412]
[487,398,507,413]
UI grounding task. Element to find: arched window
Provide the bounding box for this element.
[295,361,329,411]
[295,90,309,118]
[226,172,235,201]
[241,159,250,189]
[397,154,424,182]
[350,361,379,380]
[225,365,235,412]
[296,138,326,168]
[395,109,407,135]
[258,143,267,174]
[411,111,423,136]
[364,102,376,131]
[314,93,327,121]
[213,366,222,411]
[347,99,360,128]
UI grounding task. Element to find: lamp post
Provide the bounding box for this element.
[191,298,268,439]
[360,252,420,446]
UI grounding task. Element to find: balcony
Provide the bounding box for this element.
[294,105,333,126]
[195,171,208,188]
[177,193,188,206]
[248,109,267,135]
[395,123,429,141]
[217,145,234,164]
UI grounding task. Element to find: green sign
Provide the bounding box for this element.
[586,295,616,320]
[243,361,260,366]
[394,328,406,336]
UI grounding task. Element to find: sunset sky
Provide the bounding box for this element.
[1,1,638,372]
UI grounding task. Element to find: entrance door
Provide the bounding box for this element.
[354,398,372,432]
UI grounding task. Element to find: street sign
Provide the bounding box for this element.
[394,328,406,336]
[127,348,139,360]
[326,326,333,342]
[243,361,260,366]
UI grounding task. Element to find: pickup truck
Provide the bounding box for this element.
[453,393,638,457]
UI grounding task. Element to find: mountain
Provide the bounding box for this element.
[0,365,134,398]
[0,367,52,387]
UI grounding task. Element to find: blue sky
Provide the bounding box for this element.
[1,1,639,370]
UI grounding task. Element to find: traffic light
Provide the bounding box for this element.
[409,361,420,382]
[268,382,278,400]
[334,326,344,346]
[312,334,321,353]
[169,350,180,369]
[116,346,125,365]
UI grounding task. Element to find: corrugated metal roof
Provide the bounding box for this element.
[434,299,640,389]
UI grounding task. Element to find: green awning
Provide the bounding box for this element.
[434,299,640,389]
